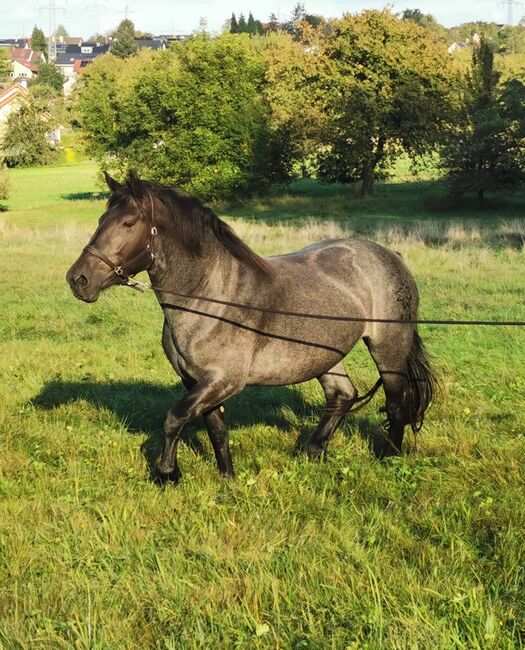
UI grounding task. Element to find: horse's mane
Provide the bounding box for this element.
[110,176,270,275]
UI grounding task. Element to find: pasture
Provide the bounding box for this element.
[0,161,524,648]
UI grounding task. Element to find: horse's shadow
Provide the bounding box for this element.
[31,380,386,479]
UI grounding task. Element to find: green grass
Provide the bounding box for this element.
[0,161,524,648]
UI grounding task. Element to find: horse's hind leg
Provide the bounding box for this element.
[304,362,358,460]
[364,330,412,458]
[204,405,234,478]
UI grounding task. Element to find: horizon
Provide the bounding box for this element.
[2,1,520,41]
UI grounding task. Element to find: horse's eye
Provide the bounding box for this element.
[123,221,134,228]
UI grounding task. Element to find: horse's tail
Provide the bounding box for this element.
[404,330,439,432]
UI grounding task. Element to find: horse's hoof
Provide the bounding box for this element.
[377,445,401,461]
[305,444,325,461]
[155,466,181,485]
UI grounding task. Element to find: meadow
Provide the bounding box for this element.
[0,160,524,649]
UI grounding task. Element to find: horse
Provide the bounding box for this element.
[66,172,438,484]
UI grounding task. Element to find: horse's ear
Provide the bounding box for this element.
[103,171,122,193]
[126,170,146,200]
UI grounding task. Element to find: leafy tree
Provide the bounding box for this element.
[73,36,293,200]
[0,165,9,200]
[230,13,239,34]
[285,3,305,38]
[441,38,525,205]
[31,26,47,56]
[268,13,280,31]
[135,31,153,39]
[256,31,328,176]
[318,10,458,195]
[110,19,137,58]
[247,13,259,36]
[402,9,446,39]
[34,61,64,92]
[1,95,57,167]
[0,49,13,83]
[54,24,69,41]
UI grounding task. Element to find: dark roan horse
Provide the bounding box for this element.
[67,172,438,483]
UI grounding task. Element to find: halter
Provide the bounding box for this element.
[83,191,157,289]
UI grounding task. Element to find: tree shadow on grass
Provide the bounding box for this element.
[61,191,108,201]
[0,204,8,212]
[31,380,387,481]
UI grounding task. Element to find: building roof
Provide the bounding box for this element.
[135,39,165,50]
[73,59,93,74]
[12,58,39,73]
[0,39,30,49]
[8,47,45,62]
[0,81,29,111]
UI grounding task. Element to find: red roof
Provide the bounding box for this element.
[0,81,29,111]
[73,59,93,74]
[9,47,43,62]
[13,58,39,73]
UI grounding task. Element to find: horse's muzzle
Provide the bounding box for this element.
[66,261,101,303]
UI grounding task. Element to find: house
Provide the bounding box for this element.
[9,59,39,80]
[448,41,468,54]
[135,39,166,51]
[7,48,45,81]
[154,34,190,45]
[55,42,110,94]
[0,80,62,144]
[0,80,29,133]
[55,36,84,55]
[0,38,30,50]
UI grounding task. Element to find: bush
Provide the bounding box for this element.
[0,165,9,200]
[72,35,293,200]
[1,96,57,168]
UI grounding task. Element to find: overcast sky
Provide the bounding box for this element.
[2,1,517,40]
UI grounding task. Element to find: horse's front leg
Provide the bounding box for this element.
[157,376,242,484]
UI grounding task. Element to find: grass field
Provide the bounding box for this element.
[0,161,524,649]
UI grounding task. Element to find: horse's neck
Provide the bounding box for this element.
[148,229,254,302]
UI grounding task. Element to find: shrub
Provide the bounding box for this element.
[1,96,57,168]
[72,35,293,200]
[0,164,9,200]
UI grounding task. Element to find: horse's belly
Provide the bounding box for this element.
[246,322,363,386]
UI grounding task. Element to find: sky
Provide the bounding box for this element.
[1,0,518,40]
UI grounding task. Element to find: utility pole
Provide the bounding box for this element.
[87,0,106,37]
[39,0,65,60]
[499,0,523,25]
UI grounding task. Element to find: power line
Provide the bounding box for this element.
[499,0,523,25]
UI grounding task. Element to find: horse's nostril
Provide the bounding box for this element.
[76,274,89,288]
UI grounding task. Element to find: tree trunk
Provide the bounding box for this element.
[478,189,485,208]
[360,137,385,197]
[361,164,375,197]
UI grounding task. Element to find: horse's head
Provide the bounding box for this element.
[66,172,157,303]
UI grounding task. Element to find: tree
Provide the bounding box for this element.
[247,13,260,36]
[0,49,13,83]
[1,95,57,167]
[34,61,64,92]
[257,31,328,176]
[73,36,293,200]
[402,9,446,39]
[110,19,137,58]
[230,13,238,34]
[268,13,280,31]
[238,14,247,33]
[0,165,9,200]
[285,3,305,38]
[318,10,458,195]
[54,24,69,41]
[31,26,47,56]
[441,38,525,205]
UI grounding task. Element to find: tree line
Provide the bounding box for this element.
[2,9,525,206]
